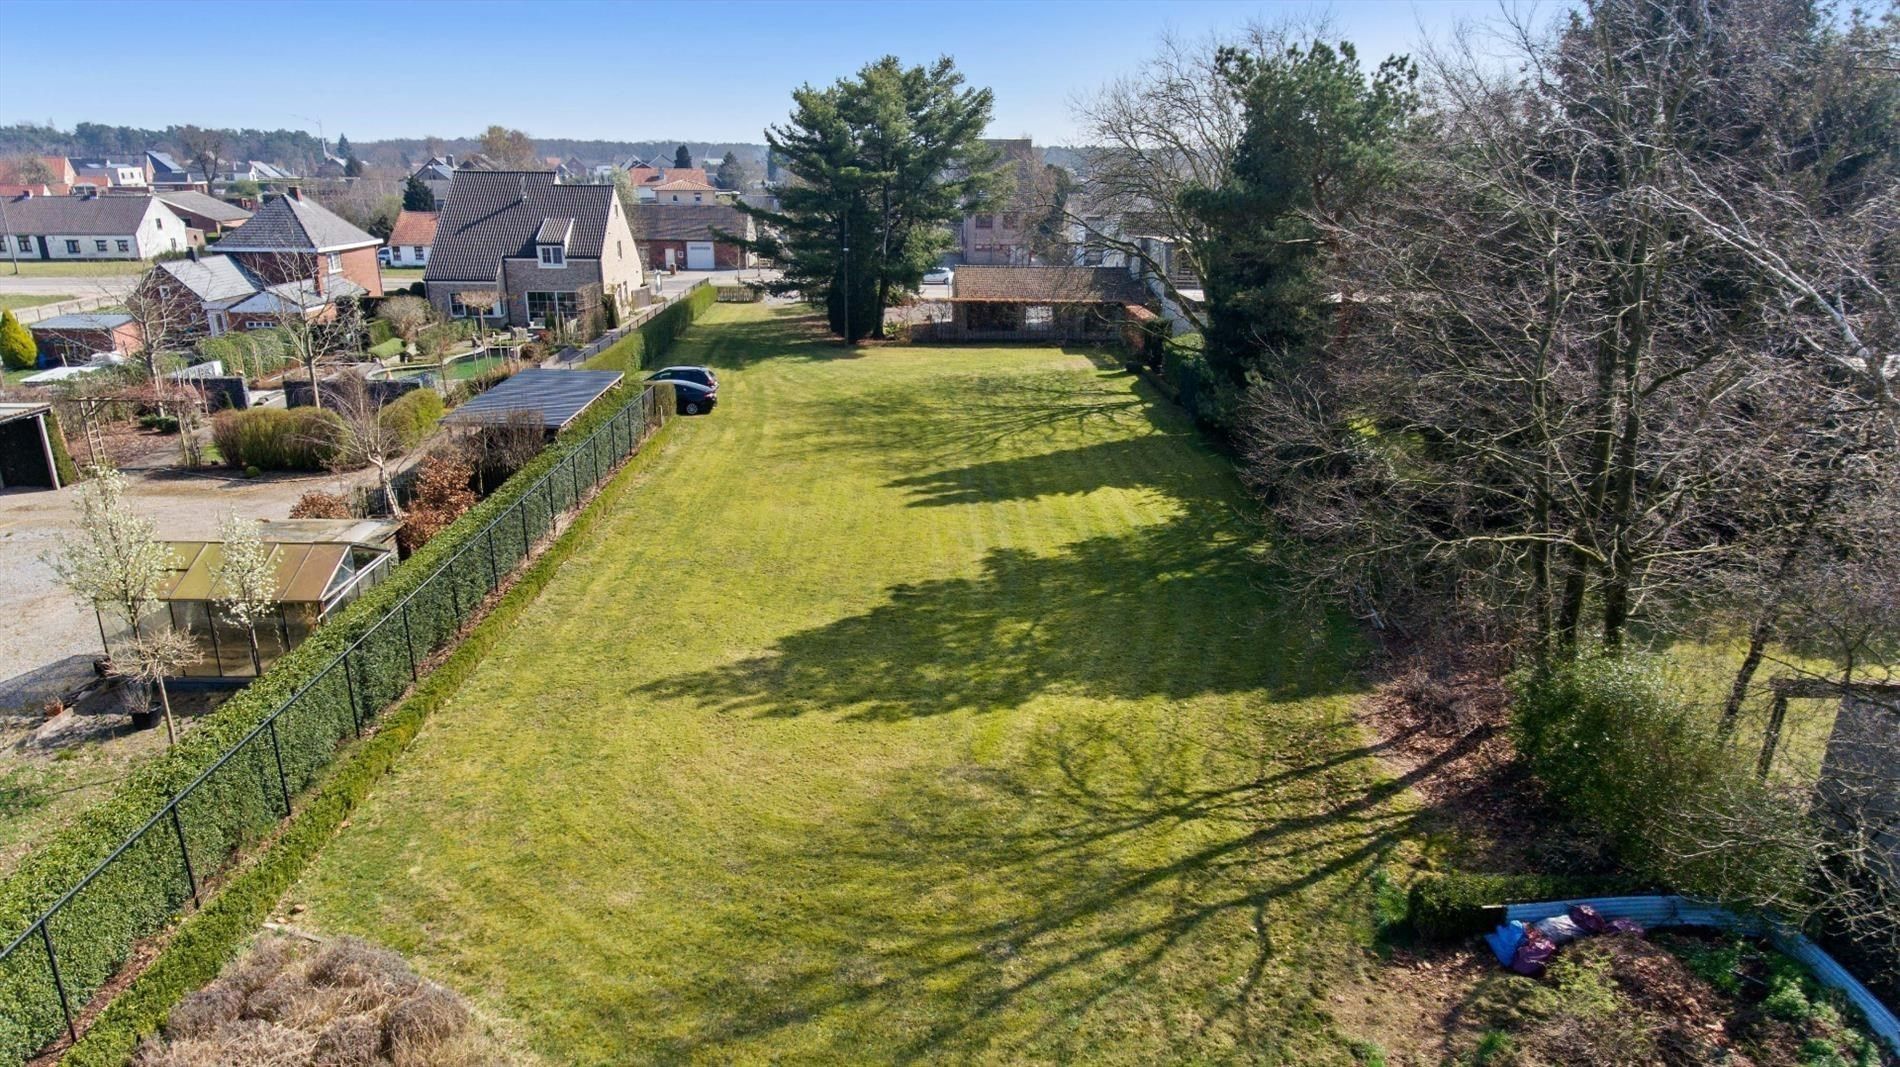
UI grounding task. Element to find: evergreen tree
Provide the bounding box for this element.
[739,56,997,343]
[0,308,36,370]
[335,132,351,159]
[715,150,748,190]
[402,174,437,212]
[1183,41,1416,432]
[674,144,693,169]
[344,156,363,178]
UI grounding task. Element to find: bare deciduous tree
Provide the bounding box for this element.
[325,377,408,518]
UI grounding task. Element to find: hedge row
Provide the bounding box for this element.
[58,415,678,1066]
[379,389,443,450]
[0,379,674,1062]
[1404,870,1652,941]
[45,407,81,487]
[584,281,718,374]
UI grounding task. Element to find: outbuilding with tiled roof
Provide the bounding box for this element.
[386,209,438,267]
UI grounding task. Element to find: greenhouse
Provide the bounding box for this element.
[99,522,398,679]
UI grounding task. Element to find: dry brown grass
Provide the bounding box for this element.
[134,934,520,1067]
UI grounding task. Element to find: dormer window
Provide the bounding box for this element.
[535,216,573,268]
[538,245,565,267]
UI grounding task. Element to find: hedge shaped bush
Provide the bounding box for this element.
[585,281,718,374]
[210,407,343,470]
[1405,870,1650,941]
[0,380,672,1063]
[379,388,444,450]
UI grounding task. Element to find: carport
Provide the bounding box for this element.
[441,369,624,435]
[0,404,64,491]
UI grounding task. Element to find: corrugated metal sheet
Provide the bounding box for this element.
[1502,895,1898,1054]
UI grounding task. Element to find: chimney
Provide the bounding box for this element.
[444,154,454,167]
[518,175,526,203]
[286,186,303,202]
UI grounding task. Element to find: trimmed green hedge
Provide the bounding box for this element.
[585,282,718,374]
[58,416,678,1066]
[1405,871,1652,941]
[44,407,81,487]
[196,329,300,382]
[0,378,675,1062]
[367,337,404,360]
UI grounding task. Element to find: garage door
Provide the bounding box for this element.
[686,242,715,270]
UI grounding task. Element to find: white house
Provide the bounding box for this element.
[0,192,187,260]
[386,210,436,267]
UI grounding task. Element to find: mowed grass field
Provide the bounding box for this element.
[291,302,1409,1064]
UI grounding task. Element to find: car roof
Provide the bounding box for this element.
[652,365,712,374]
[662,379,713,393]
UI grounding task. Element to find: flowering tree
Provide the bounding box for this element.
[45,466,188,743]
[211,512,277,676]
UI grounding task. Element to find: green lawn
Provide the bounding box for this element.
[0,293,73,311]
[291,303,1403,1064]
[0,260,148,277]
[382,267,426,281]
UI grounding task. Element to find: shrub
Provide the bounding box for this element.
[378,389,443,450]
[138,413,179,434]
[1511,656,1814,920]
[289,491,354,519]
[585,281,718,373]
[397,452,477,555]
[0,308,36,370]
[367,338,404,360]
[210,407,343,470]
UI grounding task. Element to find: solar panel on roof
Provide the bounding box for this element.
[441,369,624,431]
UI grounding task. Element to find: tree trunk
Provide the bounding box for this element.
[246,625,263,678]
[156,677,177,747]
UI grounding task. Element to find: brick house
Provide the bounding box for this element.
[632,204,755,271]
[144,251,368,337]
[154,190,252,237]
[424,171,644,332]
[209,188,383,299]
[28,312,143,366]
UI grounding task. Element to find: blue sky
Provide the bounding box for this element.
[6,0,1511,145]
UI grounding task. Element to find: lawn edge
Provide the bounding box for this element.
[54,419,681,1066]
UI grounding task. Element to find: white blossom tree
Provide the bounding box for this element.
[211,512,277,677]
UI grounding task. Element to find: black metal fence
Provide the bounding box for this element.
[0,384,671,1060]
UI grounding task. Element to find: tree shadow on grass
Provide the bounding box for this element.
[684,307,865,370]
[637,516,1358,721]
[641,709,1451,1064]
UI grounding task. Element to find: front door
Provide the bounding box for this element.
[664,247,677,270]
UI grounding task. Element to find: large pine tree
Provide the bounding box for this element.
[739,56,998,342]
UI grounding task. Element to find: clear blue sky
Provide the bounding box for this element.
[4,0,1510,145]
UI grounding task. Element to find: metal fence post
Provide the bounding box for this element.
[40,922,76,1044]
[448,554,462,618]
[344,648,362,737]
[485,525,501,590]
[517,496,530,551]
[401,603,418,681]
[267,718,291,817]
[569,450,581,505]
[169,805,198,905]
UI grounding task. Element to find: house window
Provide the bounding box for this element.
[974,214,993,230]
[95,239,108,252]
[538,245,565,267]
[154,217,162,228]
[65,239,80,254]
[526,291,579,325]
[326,252,342,273]
[448,292,491,319]
[117,239,130,252]
[1024,305,1054,331]
[1002,213,1020,229]
[617,241,623,259]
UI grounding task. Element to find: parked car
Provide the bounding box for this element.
[666,379,718,416]
[646,366,718,392]
[922,267,954,285]
[377,247,393,266]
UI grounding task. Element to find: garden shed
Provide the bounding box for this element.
[0,403,65,490]
[441,368,623,435]
[99,521,398,679]
[916,265,1152,343]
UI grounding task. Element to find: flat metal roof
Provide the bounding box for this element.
[441,368,623,431]
[0,403,52,425]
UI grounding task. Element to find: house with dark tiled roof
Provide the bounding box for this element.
[409,154,501,205]
[212,188,383,299]
[142,249,370,338]
[386,210,437,267]
[0,191,187,260]
[423,171,643,332]
[146,151,208,192]
[923,265,1153,342]
[632,203,755,271]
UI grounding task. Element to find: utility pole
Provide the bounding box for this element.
[1,193,19,275]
